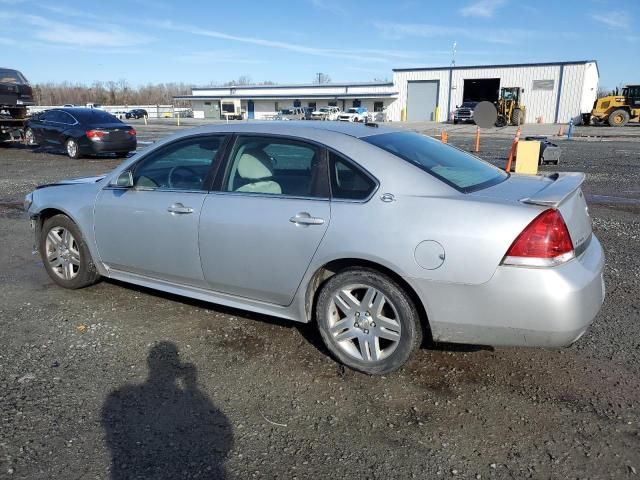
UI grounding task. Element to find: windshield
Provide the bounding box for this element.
[346,108,358,113]
[364,131,508,192]
[460,102,477,108]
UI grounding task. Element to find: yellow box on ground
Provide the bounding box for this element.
[515,141,540,175]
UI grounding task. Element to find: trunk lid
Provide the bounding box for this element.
[472,172,593,254]
[90,123,133,141]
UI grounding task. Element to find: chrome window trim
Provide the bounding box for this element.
[205,190,329,202]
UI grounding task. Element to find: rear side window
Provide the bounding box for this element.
[224,136,328,198]
[329,152,376,200]
[364,131,508,193]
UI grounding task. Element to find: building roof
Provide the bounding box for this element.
[192,81,393,91]
[175,93,397,101]
[393,60,599,72]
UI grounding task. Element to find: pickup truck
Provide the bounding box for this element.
[1,67,34,144]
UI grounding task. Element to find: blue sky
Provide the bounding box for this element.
[0,0,637,89]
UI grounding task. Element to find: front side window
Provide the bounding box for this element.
[132,136,224,191]
[224,136,327,198]
[329,152,376,200]
[374,102,384,112]
[364,131,508,193]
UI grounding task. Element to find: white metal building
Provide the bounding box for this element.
[177,60,598,124]
[388,60,599,124]
[175,82,397,120]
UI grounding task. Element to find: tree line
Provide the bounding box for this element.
[32,80,194,106]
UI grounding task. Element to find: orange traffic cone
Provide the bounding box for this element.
[440,129,448,144]
[557,125,564,136]
[474,126,480,153]
[505,127,522,172]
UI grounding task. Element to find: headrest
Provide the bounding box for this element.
[237,149,274,180]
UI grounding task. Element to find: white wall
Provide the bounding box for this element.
[389,63,596,124]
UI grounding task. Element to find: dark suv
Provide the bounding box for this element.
[0,67,33,117]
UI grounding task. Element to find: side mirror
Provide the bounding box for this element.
[111,170,133,188]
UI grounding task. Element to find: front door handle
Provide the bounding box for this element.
[167,203,194,214]
[289,212,325,226]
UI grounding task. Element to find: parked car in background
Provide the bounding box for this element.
[311,106,341,121]
[112,110,128,120]
[126,108,148,119]
[280,106,312,120]
[24,122,604,374]
[453,101,479,124]
[25,108,136,159]
[0,67,33,115]
[338,107,368,122]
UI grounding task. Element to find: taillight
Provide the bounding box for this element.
[86,129,106,140]
[128,128,136,136]
[502,209,574,267]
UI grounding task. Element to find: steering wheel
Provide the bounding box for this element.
[167,165,203,189]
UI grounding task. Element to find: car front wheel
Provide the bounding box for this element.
[40,214,100,289]
[316,268,422,374]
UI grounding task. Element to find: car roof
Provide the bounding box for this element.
[182,121,398,140]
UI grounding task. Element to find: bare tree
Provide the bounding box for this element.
[313,73,331,84]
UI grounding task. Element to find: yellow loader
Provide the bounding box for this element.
[590,85,640,126]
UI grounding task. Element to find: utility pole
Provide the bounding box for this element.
[316,73,322,84]
[451,41,457,67]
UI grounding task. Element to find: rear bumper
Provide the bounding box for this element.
[85,138,136,153]
[408,235,605,348]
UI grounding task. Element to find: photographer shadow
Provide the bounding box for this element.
[101,342,233,479]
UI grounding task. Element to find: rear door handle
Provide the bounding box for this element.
[167,203,194,214]
[289,212,325,226]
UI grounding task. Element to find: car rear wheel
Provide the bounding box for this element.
[316,268,422,374]
[65,138,81,159]
[40,214,100,289]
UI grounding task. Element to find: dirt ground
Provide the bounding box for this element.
[0,122,639,479]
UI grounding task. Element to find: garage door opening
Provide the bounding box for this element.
[463,78,500,103]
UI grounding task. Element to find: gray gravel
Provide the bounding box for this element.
[0,123,639,479]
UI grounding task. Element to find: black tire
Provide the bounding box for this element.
[495,116,506,127]
[511,108,523,126]
[453,119,459,124]
[39,214,100,289]
[315,268,423,375]
[608,109,630,127]
[65,138,81,159]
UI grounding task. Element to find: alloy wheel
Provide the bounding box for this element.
[327,284,402,362]
[66,139,78,158]
[45,226,80,280]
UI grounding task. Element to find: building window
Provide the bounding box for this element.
[293,99,301,107]
[221,102,235,113]
[352,99,361,108]
[374,101,384,112]
[532,80,554,91]
[308,102,316,109]
[204,102,211,106]
[328,101,337,107]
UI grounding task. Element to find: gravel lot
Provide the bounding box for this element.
[1,121,639,479]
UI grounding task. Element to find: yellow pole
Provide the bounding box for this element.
[401,108,406,122]
[143,115,147,126]
[177,112,180,126]
[435,106,439,122]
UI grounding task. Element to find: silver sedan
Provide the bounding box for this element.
[25,122,605,374]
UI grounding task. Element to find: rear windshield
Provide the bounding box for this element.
[0,68,28,84]
[364,131,508,192]
[72,109,122,123]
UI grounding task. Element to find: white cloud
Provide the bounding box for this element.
[148,19,404,63]
[591,11,631,29]
[308,0,346,16]
[178,51,267,65]
[459,0,506,18]
[0,11,155,48]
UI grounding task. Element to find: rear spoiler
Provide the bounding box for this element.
[520,172,586,208]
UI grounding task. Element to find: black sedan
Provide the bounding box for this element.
[125,108,148,119]
[25,108,137,159]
